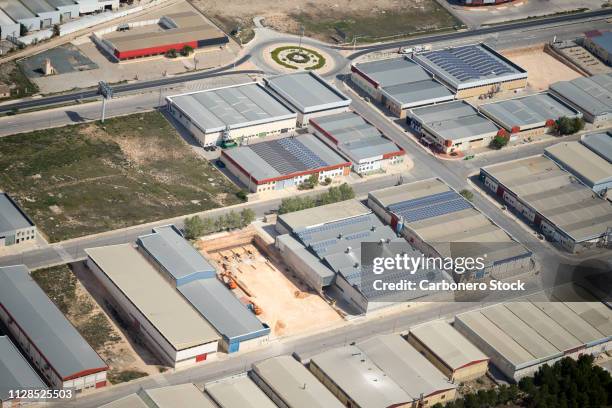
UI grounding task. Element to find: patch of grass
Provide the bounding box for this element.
[0,62,39,100]
[292,1,461,43]
[79,312,122,350]
[31,265,77,314]
[107,370,148,385]
[271,46,326,70]
[0,111,241,242]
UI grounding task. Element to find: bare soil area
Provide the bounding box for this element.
[192,0,461,43]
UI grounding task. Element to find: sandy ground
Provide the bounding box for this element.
[501,45,583,91]
[198,229,342,338]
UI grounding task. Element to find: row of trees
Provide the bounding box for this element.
[434,355,611,408]
[278,183,355,214]
[166,45,194,58]
[183,208,255,239]
[554,116,585,136]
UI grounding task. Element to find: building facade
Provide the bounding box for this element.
[0,193,36,248]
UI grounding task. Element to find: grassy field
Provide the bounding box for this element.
[0,112,242,242]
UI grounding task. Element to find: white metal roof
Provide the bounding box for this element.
[205,374,276,408]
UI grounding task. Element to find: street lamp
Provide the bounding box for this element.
[298,25,305,55]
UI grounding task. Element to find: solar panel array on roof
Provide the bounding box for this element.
[389,190,472,223]
[248,137,326,174]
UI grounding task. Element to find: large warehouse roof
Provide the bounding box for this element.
[545,142,612,188]
[369,179,531,268]
[178,278,270,342]
[143,384,217,408]
[412,43,527,90]
[410,100,499,141]
[20,0,57,13]
[265,71,350,113]
[137,225,216,285]
[0,265,107,380]
[278,199,371,233]
[409,320,489,371]
[205,375,277,408]
[581,131,612,163]
[167,82,296,134]
[479,93,580,131]
[0,0,37,21]
[252,355,344,408]
[456,285,612,372]
[550,73,612,117]
[352,57,453,108]
[310,112,404,163]
[106,11,227,54]
[99,394,149,408]
[481,155,612,242]
[0,193,34,234]
[222,134,349,183]
[0,336,46,402]
[85,244,219,351]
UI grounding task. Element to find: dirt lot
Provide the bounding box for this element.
[198,228,342,338]
[193,0,461,43]
[31,264,161,384]
[0,111,242,242]
[501,45,583,91]
[0,61,39,101]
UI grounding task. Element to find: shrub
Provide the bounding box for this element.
[459,189,474,201]
[554,116,585,135]
[490,135,509,150]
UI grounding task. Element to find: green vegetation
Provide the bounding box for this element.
[31,265,121,351]
[184,208,256,239]
[0,111,240,242]
[278,183,355,214]
[270,46,326,70]
[459,189,474,201]
[435,355,611,408]
[554,116,585,136]
[181,45,194,56]
[165,48,178,58]
[107,370,148,385]
[292,1,461,43]
[490,134,509,150]
[0,61,39,100]
[297,174,320,190]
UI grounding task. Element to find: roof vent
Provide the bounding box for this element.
[345,246,352,253]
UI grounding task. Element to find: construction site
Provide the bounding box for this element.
[196,226,342,338]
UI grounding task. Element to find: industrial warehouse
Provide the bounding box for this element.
[581,131,612,162]
[411,43,528,98]
[478,93,581,138]
[251,355,344,408]
[309,111,405,174]
[220,134,351,193]
[94,11,229,62]
[100,384,217,408]
[368,179,535,282]
[480,155,612,252]
[264,71,351,126]
[137,225,270,353]
[167,82,297,147]
[407,100,500,154]
[0,265,108,391]
[85,244,220,368]
[275,200,451,313]
[350,56,454,117]
[205,375,276,408]
[454,284,612,382]
[549,73,612,124]
[407,321,489,383]
[544,142,612,195]
[309,335,457,408]
[0,193,36,248]
[0,336,46,406]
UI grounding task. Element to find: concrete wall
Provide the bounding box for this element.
[0,226,36,247]
[350,71,381,101]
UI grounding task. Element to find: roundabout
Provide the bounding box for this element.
[271,45,327,71]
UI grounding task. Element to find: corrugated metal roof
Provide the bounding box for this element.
[85,244,219,350]
[205,375,276,408]
[410,100,499,141]
[252,356,343,408]
[480,93,579,130]
[178,278,269,341]
[550,73,612,117]
[0,8,17,26]
[581,131,612,163]
[222,134,348,182]
[137,225,216,284]
[409,320,489,371]
[413,43,527,90]
[275,234,335,286]
[369,178,450,209]
[167,83,296,134]
[0,265,107,379]
[550,285,612,336]
[545,142,612,187]
[382,79,454,109]
[265,71,350,113]
[99,394,149,408]
[20,0,57,13]
[142,384,217,408]
[0,193,34,234]
[278,199,370,233]
[0,0,37,20]
[354,57,432,87]
[0,336,46,402]
[482,155,612,242]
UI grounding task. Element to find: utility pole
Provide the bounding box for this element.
[98,81,113,123]
[298,25,304,54]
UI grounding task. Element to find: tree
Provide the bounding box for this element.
[165,48,177,58]
[239,208,255,226]
[308,173,319,187]
[338,183,355,200]
[184,216,204,239]
[181,45,194,56]
[20,24,28,37]
[236,190,248,201]
[554,116,585,135]
[490,135,509,150]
